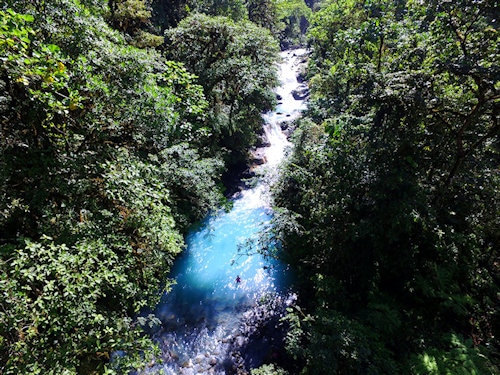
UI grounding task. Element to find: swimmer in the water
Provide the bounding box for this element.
[236,275,241,283]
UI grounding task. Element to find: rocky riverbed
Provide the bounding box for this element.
[151,292,297,375]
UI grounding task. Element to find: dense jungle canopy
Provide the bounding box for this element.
[0,0,498,374]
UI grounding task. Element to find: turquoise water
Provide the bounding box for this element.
[150,189,294,374]
[155,198,290,330]
[147,49,308,374]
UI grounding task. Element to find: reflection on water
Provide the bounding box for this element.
[145,49,308,375]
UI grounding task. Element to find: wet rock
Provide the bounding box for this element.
[286,293,298,306]
[291,84,309,100]
[284,123,298,139]
[169,350,179,360]
[250,145,268,167]
[209,356,218,366]
[231,351,248,375]
[276,94,282,100]
[180,368,195,375]
[235,335,246,347]
[251,156,267,166]
[228,293,299,371]
[296,71,307,83]
[241,169,256,180]
[255,132,270,147]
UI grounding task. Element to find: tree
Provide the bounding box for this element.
[247,0,311,45]
[191,0,248,21]
[274,0,312,46]
[1,3,226,373]
[150,0,191,30]
[165,13,279,162]
[108,0,165,47]
[247,0,280,32]
[273,0,499,372]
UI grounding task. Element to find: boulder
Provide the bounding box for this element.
[255,132,270,148]
[251,156,267,166]
[296,70,307,83]
[291,84,309,100]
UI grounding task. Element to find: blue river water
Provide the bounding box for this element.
[145,49,308,375]
[155,198,290,329]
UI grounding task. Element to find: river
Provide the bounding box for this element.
[145,48,308,375]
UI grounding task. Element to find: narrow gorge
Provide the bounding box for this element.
[146,49,308,375]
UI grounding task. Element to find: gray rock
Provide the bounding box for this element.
[291,84,309,100]
[296,71,307,83]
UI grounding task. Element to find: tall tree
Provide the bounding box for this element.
[0,2,225,373]
[273,0,499,373]
[165,13,279,162]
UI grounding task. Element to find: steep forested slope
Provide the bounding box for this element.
[4,0,496,374]
[0,0,298,373]
[273,0,499,373]
[0,3,217,373]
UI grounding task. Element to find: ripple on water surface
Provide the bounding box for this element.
[144,48,308,375]
[150,201,292,374]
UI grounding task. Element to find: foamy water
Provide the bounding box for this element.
[143,48,308,375]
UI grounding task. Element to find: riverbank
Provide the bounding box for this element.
[142,48,309,375]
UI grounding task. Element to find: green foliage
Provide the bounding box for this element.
[0,4,227,374]
[111,0,151,27]
[153,143,226,229]
[151,0,192,30]
[190,0,249,21]
[1,237,162,374]
[102,149,183,260]
[246,0,311,45]
[6,0,123,57]
[165,13,279,162]
[251,363,289,375]
[0,8,83,148]
[273,0,499,373]
[153,0,311,45]
[275,0,311,46]
[108,0,166,47]
[0,9,34,50]
[247,0,281,33]
[130,29,165,48]
[408,334,497,375]
[283,306,400,374]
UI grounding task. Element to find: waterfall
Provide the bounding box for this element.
[144,49,308,375]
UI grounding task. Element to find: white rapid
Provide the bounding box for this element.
[143,48,308,375]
